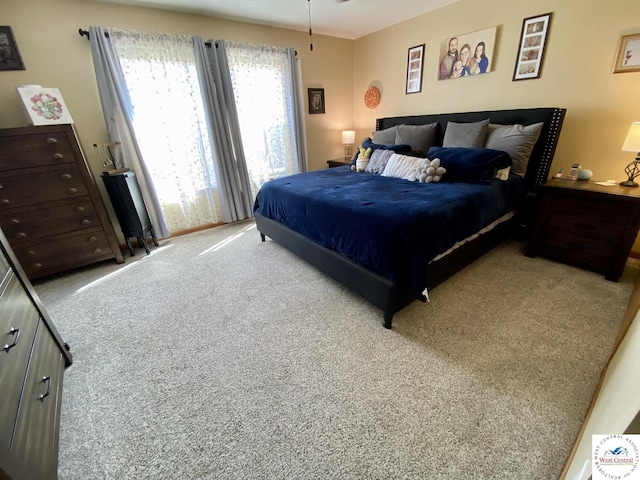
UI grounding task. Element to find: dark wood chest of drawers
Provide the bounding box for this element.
[0,125,124,279]
[0,227,72,479]
[525,178,640,280]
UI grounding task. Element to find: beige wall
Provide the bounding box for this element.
[0,0,354,174]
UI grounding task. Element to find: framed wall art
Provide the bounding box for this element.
[512,12,553,81]
[16,86,74,125]
[438,27,497,81]
[0,26,25,71]
[308,88,325,114]
[613,33,640,74]
[406,44,425,94]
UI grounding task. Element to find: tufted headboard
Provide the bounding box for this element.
[376,107,566,191]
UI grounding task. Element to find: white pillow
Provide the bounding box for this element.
[381,153,428,181]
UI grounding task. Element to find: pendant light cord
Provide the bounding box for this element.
[308,0,313,51]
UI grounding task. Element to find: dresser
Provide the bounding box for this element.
[0,125,124,279]
[0,227,73,480]
[525,178,640,281]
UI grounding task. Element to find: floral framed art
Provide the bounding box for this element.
[512,12,553,81]
[0,26,25,71]
[16,87,74,125]
[613,33,640,74]
[308,88,325,114]
[406,44,425,94]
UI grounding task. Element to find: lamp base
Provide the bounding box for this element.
[344,145,352,162]
[620,180,639,187]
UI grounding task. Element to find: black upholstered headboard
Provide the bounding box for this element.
[376,107,566,190]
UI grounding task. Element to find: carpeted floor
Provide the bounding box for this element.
[33,219,637,479]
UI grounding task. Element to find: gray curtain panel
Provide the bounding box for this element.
[288,48,308,173]
[88,26,170,238]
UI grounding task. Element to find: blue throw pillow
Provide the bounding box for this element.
[351,138,412,165]
[426,147,512,184]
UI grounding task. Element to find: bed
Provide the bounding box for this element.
[254,108,566,328]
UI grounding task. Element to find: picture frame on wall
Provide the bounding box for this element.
[406,44,425,94]
[0,26,25,71]
[613,33,640,74]
[438,27,497,80]
[308,88,325,114]
[512,12,553,81]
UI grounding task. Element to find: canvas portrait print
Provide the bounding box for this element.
[438,26,497,80]
[16,86,74,125]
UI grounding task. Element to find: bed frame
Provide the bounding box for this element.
[255,107,566,328]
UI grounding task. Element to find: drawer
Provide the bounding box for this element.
[13,228,115,278]
[0,197,100,244]
[0,132,74,171]
[0,272,40,450]
[541,212,626,241]
[0,164,88,209]
[11,321,65,480]
[536,230,616,272]
[548,194,633,224]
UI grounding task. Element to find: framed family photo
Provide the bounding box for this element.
[308,88,325,114]
[405,44,425,94]
[512,12,553,81]
[0,26,25,71]
[438,27,497,81]
[613,33,640,74]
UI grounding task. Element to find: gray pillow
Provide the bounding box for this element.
[394,123,438,153]
[485,122,544,176]
[365,149,394,174]
[442,119,490,148]
[371,125,398,145]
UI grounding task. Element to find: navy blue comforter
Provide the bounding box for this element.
[253,166,523,298]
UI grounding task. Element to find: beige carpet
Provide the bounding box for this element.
[33,220,637,479]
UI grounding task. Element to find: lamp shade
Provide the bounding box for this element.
[622,122,640,152]
[341,130,356,145]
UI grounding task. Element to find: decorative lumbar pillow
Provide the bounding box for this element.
[426,146,512,184]
[365,149,394,174]
[394,123,439,154]
[442,119,490,148]
[382,153,429,182]
[371,125,399,145]
[484,122,544,176]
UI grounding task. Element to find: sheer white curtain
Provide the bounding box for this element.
[107,28,222,232]
[224,42,303,199]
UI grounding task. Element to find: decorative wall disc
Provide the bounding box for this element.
[364,86,381,109]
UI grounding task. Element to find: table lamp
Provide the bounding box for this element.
[342,130,356,161]
[621,122,640,187]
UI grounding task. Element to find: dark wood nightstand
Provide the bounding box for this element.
[525,178,640,281]
[327,159,351,168]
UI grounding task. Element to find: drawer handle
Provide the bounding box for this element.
[16,232,26,239]
[88,236,97,242]
[76,206,86,213]
[46,137,58,144]
[32,262,43,269]
[61,173,72,180]
[93,248,103,254]
[3,327,20,353]
[9,218,20,225]
[0,183,3,189]
[81,219,91,225]
[53,153,64,160]
[38,376,51,402]
[0,199,9,205]
[67,188,78,194]
[26,250,36,256]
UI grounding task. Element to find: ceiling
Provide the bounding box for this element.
[93,0,460,40]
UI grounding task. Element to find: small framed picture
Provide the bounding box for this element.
[16,86,74,125]
[406,44,425,94]
[0,26,25,71]
[512,12,553,81]
[308,88,325,114]
[613,33,640,74]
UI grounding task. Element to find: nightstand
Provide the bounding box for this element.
[525,178,640,281]
[327,159,351,168]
